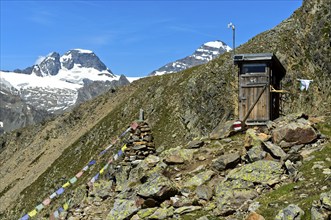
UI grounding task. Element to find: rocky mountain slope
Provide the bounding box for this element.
[149,40,231,76]
[0,0,330,219]
[0,49,129,133]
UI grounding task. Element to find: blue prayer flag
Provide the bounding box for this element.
[56,187,65,195]
[58,207,64,213]
[20,214,30,220]
[118,150,123,156]
[88,160,96,166]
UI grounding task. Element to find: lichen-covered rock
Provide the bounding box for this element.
[148,207,174,219]
[137,207,158,218]
[275,204,304,220]
[227,160,283,185]
[137,173,178,201]
[114,165,131,192]
[160,146,197,164]
[183,170,215,189]
[214,179,257,216]
[174,206,202,215]
[107,198,140,220]
[320,191,331,210]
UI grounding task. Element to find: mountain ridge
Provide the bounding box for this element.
[149,40,231,76]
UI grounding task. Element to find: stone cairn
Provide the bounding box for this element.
[123,121,156,165]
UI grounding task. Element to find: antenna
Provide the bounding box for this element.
[228,22,236,56]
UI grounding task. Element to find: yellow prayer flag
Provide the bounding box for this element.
[63,203,69,211]
[62,182,70,188]
[121,144,127,152]
[99,168,105,174]
[28,209,38,217]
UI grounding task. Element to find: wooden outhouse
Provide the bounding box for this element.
[234,53,286,125]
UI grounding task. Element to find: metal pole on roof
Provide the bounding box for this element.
[228,22,235,56]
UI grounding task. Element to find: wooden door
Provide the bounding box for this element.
[239,73,270,124]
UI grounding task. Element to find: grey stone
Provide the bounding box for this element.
[210,120,236,140]
[263,141,287,160]
[285,160,297,175]
[187,140,204,149]
[212,152,241,171]
[195,185,213,201]
[246,146,266,162]
[275,204,304,220]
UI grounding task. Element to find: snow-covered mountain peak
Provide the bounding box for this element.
[203,40,232,51]
[149,40,231,76]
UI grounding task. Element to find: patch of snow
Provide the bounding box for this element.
[73,49,93,54]
[204,41,225,48]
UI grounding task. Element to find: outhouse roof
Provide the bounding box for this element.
[233,53,286,79]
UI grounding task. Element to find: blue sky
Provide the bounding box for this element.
[1,0,302,77]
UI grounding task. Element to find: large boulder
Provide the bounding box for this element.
[272,121,317,145]
[227,160,283,185]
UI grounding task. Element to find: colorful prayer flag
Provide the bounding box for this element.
[50,192,57,199]
[88,160,96,166]
[20,214,30,220]
[76,171,83,178]
[99,168,105,174]
[121,144,127,152]
[28,209,37,217]
[58,207,64,213]
[62,182,70,188]
[42,198,51,206]
[63,203,69,211]
[56,187,65,195]
[114,154,118,161]
[118,150,123,156]
[130,121,139,130]
[36,203,44,211]
[69,177,77,184]
[53,210,59,219]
